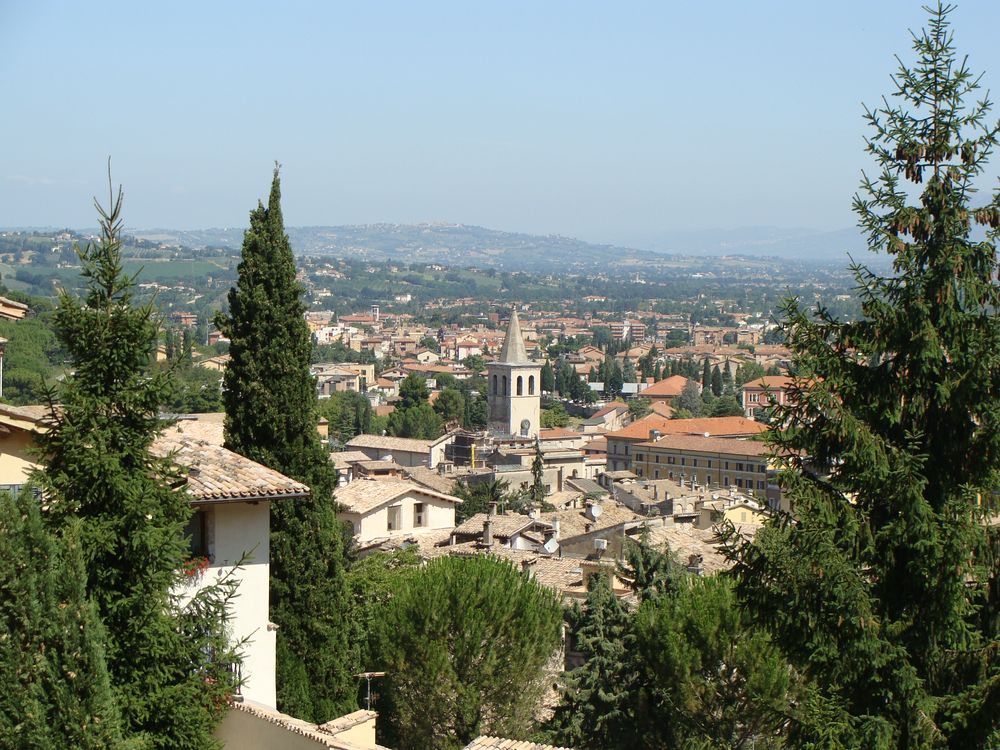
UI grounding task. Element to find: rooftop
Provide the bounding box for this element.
[335,479,462,514]
[635,433,770,456]
[346,433,450,453]
[606,414,767,441]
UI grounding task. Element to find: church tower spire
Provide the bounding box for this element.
[486,307,540,438]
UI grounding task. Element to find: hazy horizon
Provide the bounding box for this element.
[3,2,998,248]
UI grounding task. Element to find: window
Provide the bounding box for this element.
[692,459,698,467]
[724,461,729,470]
[668,471,674,479]
[414,503,425,527]
[724,476,729,487]
[749,393,759,403]
[625,445,630,455]
[757,480,765,490]
[668,456,675,464]
[184,510,210,558]
[636,453,644,462]
[493,375,498,395]
[387,506,401,532]
[528,375,535,395]
[758,464,766,473]
[737,462,744,472]
[516,376,523,395]
[707,460,712,468]
[654,469,660,479]
[502,375,508,395]
[636,467,643,477]
[681,457,686,466]
[736,478,744,488]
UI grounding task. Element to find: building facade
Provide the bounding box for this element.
[487,309,540,438]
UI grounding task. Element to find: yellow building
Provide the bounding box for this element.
[631,433,779,506]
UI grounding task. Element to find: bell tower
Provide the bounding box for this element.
[486,308,540,438]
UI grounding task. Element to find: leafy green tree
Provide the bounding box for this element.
[375,555,563,750]
[36,181,239,748]
[627,397,652,421]
[540,402,570,428]
[0,491,124,750]
[388,402,442,439]
[727,7,1000,746]
[735,361,766,386]
[462,354,485,374]
[632,576,794,750]
[433,386,465,424]
[397,372,429,410]
[676,378,703,416]
[216,166,355,722]
[464,393,488,430]
[550,574,635,749]
[710,394,744,417]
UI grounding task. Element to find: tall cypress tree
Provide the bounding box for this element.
[727,6,1000,747]
[36,179,238,749]
[217,166,355,722]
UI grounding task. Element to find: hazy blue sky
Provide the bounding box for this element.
[2,1,998,247]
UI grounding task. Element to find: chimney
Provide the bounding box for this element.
[483,517,493,548]
[686,554,704,576]
[521,559,537,574]
[553,519,560,540]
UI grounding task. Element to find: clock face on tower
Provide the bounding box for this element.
[520,419,531,436]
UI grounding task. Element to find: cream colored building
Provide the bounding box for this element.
[487,309,540,438]
[335,478,462,545]
[0,405,308,710]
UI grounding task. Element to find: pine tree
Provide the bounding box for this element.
[217,166,355,722]
[0,491,124,750]
[550,574,635,750]
[727,6,1000,746]
[36,179,239,748]
[376,555,563,750]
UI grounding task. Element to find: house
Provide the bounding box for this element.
[639,375,699,405]
[335,478,462,545]
[464,737,573,750]
[741,375,794,419]
[450,511,555,551]
[216,702,387,749]
[0,405,306,709]
[630,433,778,505]
[579,401,628,434]
[199,354,231,372]
[345,433,455,469]
[604,415,768,472]
[0,295,29,320]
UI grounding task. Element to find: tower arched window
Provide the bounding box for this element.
[516,376,523,396]
[502,375,508,395]
[528,375,535,395]
[493,374,498,395]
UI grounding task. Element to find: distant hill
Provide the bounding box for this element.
[129,222,870,272]
[130,223,669,273]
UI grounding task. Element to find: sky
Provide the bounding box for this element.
[2,1,999,249]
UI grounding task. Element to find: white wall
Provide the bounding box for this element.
[344,492,457,544]
[181,502,276,709]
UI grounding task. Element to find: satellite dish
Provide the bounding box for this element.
[588,503,603,520]
[542,537,559,554]
[703,432,710,438]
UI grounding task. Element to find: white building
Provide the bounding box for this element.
[487,309,540,439]
[335,478,462,546]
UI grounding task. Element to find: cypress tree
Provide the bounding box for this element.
[0,491,123,750]
[702,357,712,389]
[711,364,723,397]
[217,166,355,722]
[530,438,545,503]
[540,360,555,392]
[727,6,1000,746]
[36,179,238,748]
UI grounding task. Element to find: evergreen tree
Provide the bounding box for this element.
[397,372,429,410]
[433,386,465,424]
[711,364,723,396]
[530,438,545,503]
[617,532,678,603]
[0,491,124,750]
[217,166,354,722]
[375,555,563,750]
[632,576,794,749]
[702,357,712,389]
[727,7,1000,746]
[622,356,636,383]
[540,360,555,392]
[606,360,624,399]
[676,378,703,416]
[550,574,635,750]
[721,359,734,395]
[36,180,239,748]
[735,361,766,387]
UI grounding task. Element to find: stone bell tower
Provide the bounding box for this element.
[486,308,540,438]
